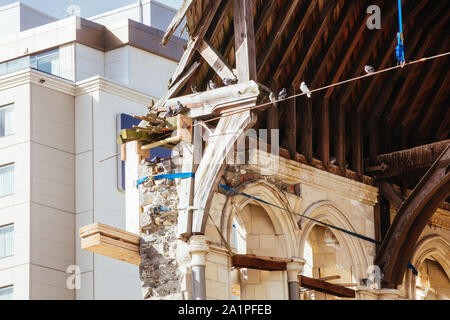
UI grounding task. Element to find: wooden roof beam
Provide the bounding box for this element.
[323,3,368,100]
[161,0,196,46]
[168,0,222,87]
[310,1,356,89]
[233,0,257,82]
[357,0,429,117]
[256,0,299,75]
[386,8,449,126]
[291,0,336,86]
[197,39,235,80]
[271,0,318,83]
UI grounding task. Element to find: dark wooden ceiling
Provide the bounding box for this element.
[174,0,449,186]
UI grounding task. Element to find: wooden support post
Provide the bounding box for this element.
[352,109,363,177]
[335,104,346,173]
[286,86,297,160]
[369,116,380,165]
[177,141,195,240]
[301,98,313,163]
[320,97,330,168]
[233,0,257,82]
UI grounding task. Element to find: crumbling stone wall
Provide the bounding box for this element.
[137,159,191,300]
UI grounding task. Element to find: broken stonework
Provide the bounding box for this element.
[137,159,191,300]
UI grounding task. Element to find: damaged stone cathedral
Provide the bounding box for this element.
[80,0,450,300]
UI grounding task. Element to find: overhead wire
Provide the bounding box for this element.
[192,51,450,127]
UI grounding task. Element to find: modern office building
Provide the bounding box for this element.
[0,1,185,299]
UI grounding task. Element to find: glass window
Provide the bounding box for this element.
[0,285,13,300]
[0,104,14,137]
[6,56,29,74]
[0,224,14,259]
[30,49,60,76]
[0,164,14,198]
[0,62,6,76]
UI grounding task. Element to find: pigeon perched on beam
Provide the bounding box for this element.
[300,82,311,98]
[364,65,375,74]
[164,107,174,118]
[173,101,186,115]
[277,88,287,100]
[223,77,238,86]
[191,85,198,93]
[207,80,217,90]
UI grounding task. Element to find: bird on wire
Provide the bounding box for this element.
[269,91,278,107]
[364,65,376,74]
[207,80,218,90]
[277,88,287,100]
[300,81,311,98]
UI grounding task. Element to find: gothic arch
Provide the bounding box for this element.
[297,201,371,282]
[220,180,299,258]
[405,234,450,299]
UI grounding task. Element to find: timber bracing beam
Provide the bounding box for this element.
[375,144,450,288]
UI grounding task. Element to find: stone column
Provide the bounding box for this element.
[378,288,401,300]
[286,259,305,300]
[189,235,209,300]
[355,286,379,300]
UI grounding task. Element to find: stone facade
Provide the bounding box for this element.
[130,146,449,300]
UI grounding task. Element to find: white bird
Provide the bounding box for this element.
[269,91,278,107]
[208,80,217,90]
[277,88,287,100]
[300,82,311,98]
[364,65,375,74]
[223,78,238,86]
[191,85,198,93]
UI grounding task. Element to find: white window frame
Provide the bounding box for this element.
[0,163,14,198]
[0,285,14,300]
[0,224,14,259]
[0,103,14,138]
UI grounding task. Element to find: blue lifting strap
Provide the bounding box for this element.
[396,0,405,64]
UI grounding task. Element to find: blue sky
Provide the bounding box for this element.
[0,0,183,18]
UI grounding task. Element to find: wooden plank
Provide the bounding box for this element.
[272,0,318,81]
[153,61,201,112]
[169,0,222,86]
[177,140,195,239]
[140,114,193,150]
[198,39,235,80]
[298,275,356,298]
[233,0,257,82]
[291,0,335,86]
[324,4,368,99]
[300,98,313,163]
[374,140,450,179]
[286,86,296,159]
[81,233,140,266]
[254,0,276,40]
[335,104,346,173]
[379,181,404,211]
[320,97,330,168]
[160,0,195,46]
[256,0,299,75]
[317,275,340,281]
[231,254,287,271]
[352,109,363,176]
[79,222,140,245]
[376,145,450,287]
